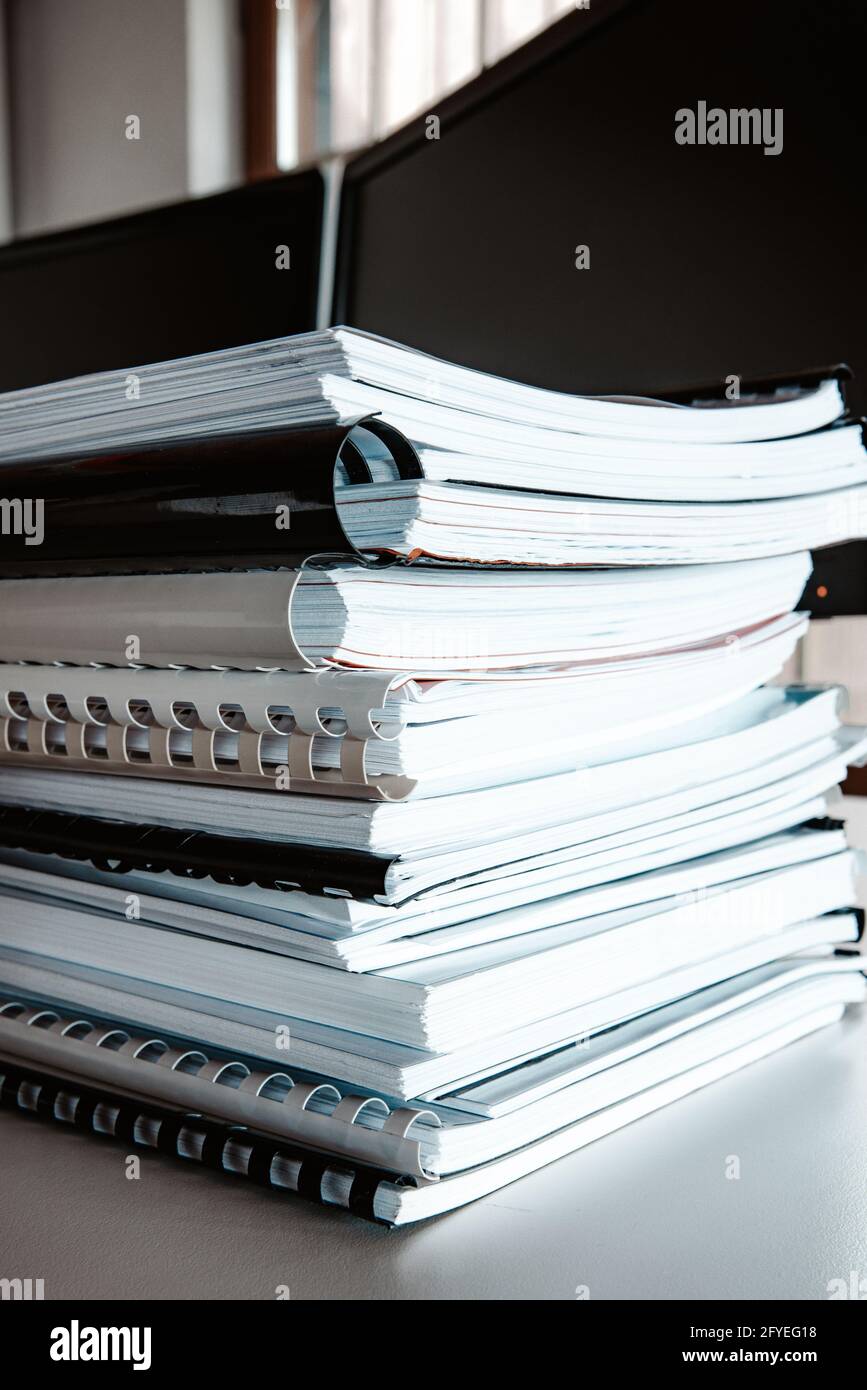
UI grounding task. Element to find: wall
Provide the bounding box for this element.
[186,0,242,199]
[0,1,13,239]
[802,620,867,725]
[5,0,241,238]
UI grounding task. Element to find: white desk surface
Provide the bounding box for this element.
[2,803,866,1302]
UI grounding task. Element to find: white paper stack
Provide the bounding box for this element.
[0,330,864,1224]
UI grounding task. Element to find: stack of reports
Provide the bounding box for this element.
[0,330,865,1226]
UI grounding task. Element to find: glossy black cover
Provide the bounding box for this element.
[0,417,422,576]
[0,805,395,900]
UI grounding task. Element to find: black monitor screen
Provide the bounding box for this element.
[0,169,324,391]
[338,0,866,403]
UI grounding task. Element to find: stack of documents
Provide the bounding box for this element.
[0,331,864,1223]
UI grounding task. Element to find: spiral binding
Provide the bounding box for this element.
[0,715,417,800]
[0,1060,403,1224]
[0,805,394,898]
[0,663,410,741]
[0,999,440,1179]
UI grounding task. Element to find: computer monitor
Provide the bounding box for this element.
[0,168,324,392]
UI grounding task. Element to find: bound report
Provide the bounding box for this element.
[5,918,861,1103]
[1,952,864,1223]
[0,617,807,799]
[3,328,866,1228]
[0,551,811,670]
[0,686,859,856]
[0,329,855,461]
[2,835,857,1056]
[1,331,866,570]
[0,822,858,975]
